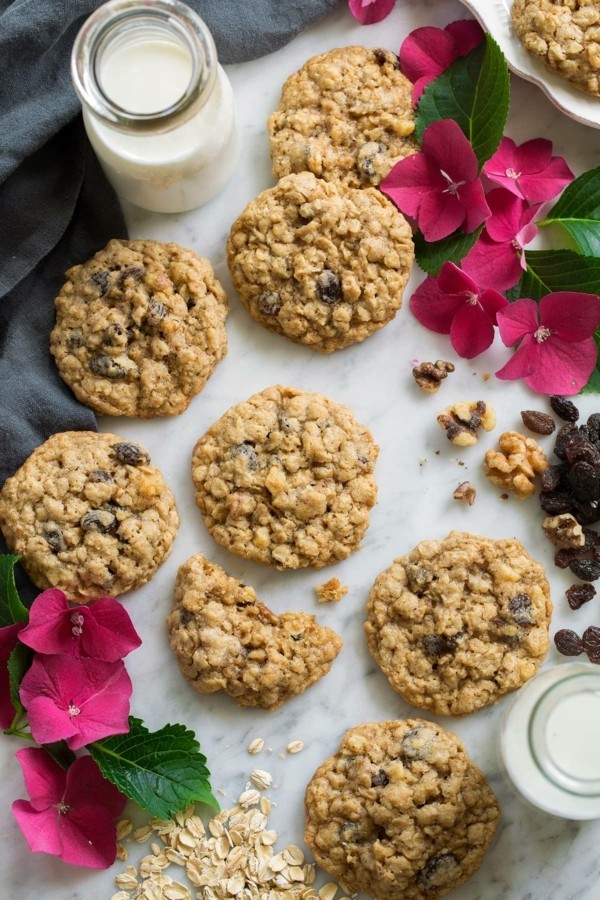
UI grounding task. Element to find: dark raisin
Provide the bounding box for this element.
[290,632,304,642]
[550,396,579,422]
[422,634,455,658]
[418,854,460,890]
[401,727,428,760]
[509,594,535,626]
[520,410,556,435]
[117,265,145,288]
[145,301,168,326]
[587,413,600,443]
[554,423,579,460]
[572,499,600,525]
[89,355,127,379]
[42,523,66,553]
[357,141,386,179]
[66,329,83,350]
[555,548,576,568]
[91,270,110,294]
[80,510,117,532]
[88,469,114,484]
[570,461,600,500]
[316,270,342,304]
[179,608,193,626]
[371,769,389,787]
[540,491,574,515]
[566,583,596,610]
[582,626,600,662]
[565,436,600,466]
[102,323,128,346]
[569,558,600,581]
[231,442,259,471]
[373,48,400,68]
[554,628,584,656]
[113,442,150,466]
[257,291,282,316]
[541,465,568,492]
[339,822,358,844]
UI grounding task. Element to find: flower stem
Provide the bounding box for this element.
[3,726,35,743]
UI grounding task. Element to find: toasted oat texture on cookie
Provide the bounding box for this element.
[512,0,600,96]
[227,173,414,353]
[191,385,378,569]
[0,431,179,600]
[268,46,417,187]
[50,239,228,417]
[168,553,343,710]
[365,531,551,716]
[304,719,500,900]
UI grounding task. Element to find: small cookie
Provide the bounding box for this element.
[50,239,228,417]
[191,385,378,569]
[0,431,179,600]
[227,173,414,353]
[168,553,343,710]
[365,531,551,715]
[304,719,500,900]
[511,0,600,96]
[268,46,417,187]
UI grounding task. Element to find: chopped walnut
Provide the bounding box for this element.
[412,359,455,393]
[453,481,476,506]
[484,431,549,499]
[542,513,585,549]
[315,578,348,603]
[437,400,496,446]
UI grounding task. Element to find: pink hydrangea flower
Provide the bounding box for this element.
[348,0,395,25]
[462,190,538,291]
[19,654,132,750]
[0,622,25,729]
[19,589,141,661]
[381,119,490,242]
[12,748,125,868]
[410,262,508,358]
[496,293,600,394]
[483,137,574,204]
[400,20,484,102]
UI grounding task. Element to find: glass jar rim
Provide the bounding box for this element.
[71,0,217,133]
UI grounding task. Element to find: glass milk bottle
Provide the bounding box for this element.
[71,0,240,213]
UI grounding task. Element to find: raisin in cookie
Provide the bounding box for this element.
[512,0,600,96]
[191,385,378,569]
[305,720,499,900]
[227,173,414,353]
[168,553,342,710]
[365,532,551,716]
[50,239,228,417]
[268,46,417,188]
[0,432,179,600]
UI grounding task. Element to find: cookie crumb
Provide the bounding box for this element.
[419,457,427,467]
[500,493,509,500]
[483,372,490,382]
[315,578,348,603]
[453,481,476,506]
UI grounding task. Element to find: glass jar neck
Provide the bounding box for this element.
[71,0,217,134]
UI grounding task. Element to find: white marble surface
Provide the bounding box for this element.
[3,1,600,897]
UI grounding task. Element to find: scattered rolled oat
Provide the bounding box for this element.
[412,359,455,393]
[453,481,476,506]
[484,431,548,499]
[250,768,273,790]
[315,578,348,603]
[286,740,304,754]
[437,400,496,446]
[247,737,265,755]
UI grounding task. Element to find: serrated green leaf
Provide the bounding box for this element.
[581,332,600,394]
[520,250,600,301]
[90,716,219,818]
[0,555,28,627]
[7,643,32,719]
[415,35,510,168]
[541,166,600,256]
[414,227,482,276]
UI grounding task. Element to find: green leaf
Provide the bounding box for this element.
[519,250,600,301]
[414,227,482,276]
[541,166,600,256]
[581,332,600,394]
[415,35,510,168]
[7,643,32,719]
[505,278,523,302]
[90,717,219,818]
[0,555,28,627]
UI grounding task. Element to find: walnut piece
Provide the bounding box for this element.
[542,513,585,549]
[453,481,476,506]
[315,577,348,603]
[437,400,496,446]
[412,360,455,393]
[484,431,549,499]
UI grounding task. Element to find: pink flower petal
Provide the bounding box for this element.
[462,232,523,291]
[349,0,395,25]
[519,155,574,203]
[444,20,485,56]
[480,289,510,324]
[418,189,466,241]
[485,190,532,242]
[15,748,64,812]
[458,178,491,234]
[438,261,478,295]
[12,801,63,857]
[23,695,78,747]
[496,298,540,346]
[380,152,443,217]
[450,302,496,358]
[65,756,126,819]
[0,622,25,729]
[409,273,464,333]
[539,292,600,342]
[399,26,456,84]
[496,335,540,380]
[19,590,75,656]
[525,335,599,395]
[81,597,141,661]
[58,803,119,868]
[421,119,479,183]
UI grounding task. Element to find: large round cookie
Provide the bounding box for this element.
[0,432,179,600]
[227,173,414,353]
[167,553,343,710]
[268,46,417,188]
[304,720,500,900]
[50,239,228,417]
[191,385,378,569]
[365,531,552,716]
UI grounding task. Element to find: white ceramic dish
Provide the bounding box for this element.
[457,0,600,129]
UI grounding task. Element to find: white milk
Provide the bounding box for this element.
[99,38,193,114]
